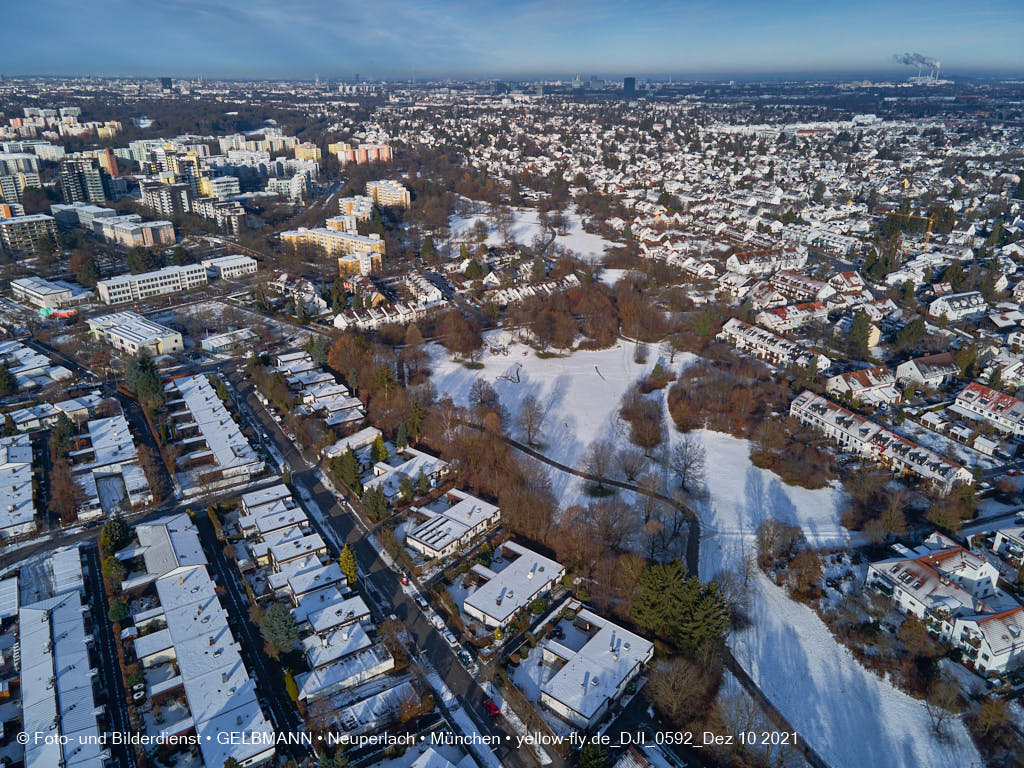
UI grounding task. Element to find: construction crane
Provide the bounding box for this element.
[878,209,937,248]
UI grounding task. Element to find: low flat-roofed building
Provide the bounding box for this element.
[0,433,36,539]
[68,413,152,519]
[87,311,183,356]
[539,606,654,729]
[20,552,109,768]
[10,275,89,309]
[127,514,276,767]
[164,374,263,485]
[406,489,501,560]
[199,327,258,353]
[201,253,257,279]
[464,541,565,629]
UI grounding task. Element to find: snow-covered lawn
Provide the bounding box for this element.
[429,331,688,507]
[732,572,981,768]
[449,206,616,263]
[691,428,853,580]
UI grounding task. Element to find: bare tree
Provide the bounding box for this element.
[583,439,616,488]
[925,679,961,735]
[517,394,544,445]
[670,433,706,491]
[645,656,719,728]
[617,447,645,482]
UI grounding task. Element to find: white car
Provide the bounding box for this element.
[443,630,458,647]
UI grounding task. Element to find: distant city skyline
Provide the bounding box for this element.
[1,0,1022,80]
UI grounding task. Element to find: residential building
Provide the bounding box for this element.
[824,366,901,405]
[202,253,258,279]
[59,157,106,204]
[19,548,108,768]
[463,541,565,629]
[123,515,277,767]
[164,374,264,487]
[405,489,501,560]
[281,226,385,260]
[769,270,836,302]
[364,447,449,498]
[538,606,654,729]
[92,214,175,247]
[754,301,828,333]
[139,179,193,218]
[338,250,382,276]
[293,141,322,162]
[366,179,410,208]
[51,201,119,229]
[725,246,808,276]
[96,263,208,304]
[68,414,153,519]
[201,174,240,199]
[192,196,245,234]
[0,433,36,539]
[717,317,831,371]
[952,381,1024,437]
[928,291,988,322]
[895,352,959,389]
[867,533,1022,674]
[0,213,58,259]
[333,142,392,165]
[87,311,184,356]
[790,390,972,493]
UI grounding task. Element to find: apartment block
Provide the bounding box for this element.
[96,264,208,305]
[0,213,58,259]
[366,179,410,208]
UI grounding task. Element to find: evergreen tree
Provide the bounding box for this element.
[333,447,361,493]
[371,434,388,463]
[416,469,431,496]
[632,559,729,658]
[465,259,484,279]
[0,363,18,396]
[578,743,610,768]
[396,422,409,450]
[421,236,436,261]
[259,603,298,657]
[76,256,100,288]
[338,544,358,585]
[847,311,872,359]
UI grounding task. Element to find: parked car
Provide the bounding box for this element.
[443,630,458,647]
[483,699,500,717]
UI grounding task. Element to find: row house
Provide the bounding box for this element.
[952,381,1024,437]
[755,301,828,333]
[790,390,972,494]
[717,318,830,371]
[824,366,901,406]
[895,352,959,389]
[769,270,837,303]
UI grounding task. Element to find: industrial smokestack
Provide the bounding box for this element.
[892,52,941,80]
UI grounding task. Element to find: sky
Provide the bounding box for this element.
[1,0,1022,80]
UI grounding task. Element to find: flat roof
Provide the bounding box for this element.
[540,608,653,721]
[464,542,563,625]
[165,374,261,473]
[0,433,34,533]
[88,311,179,346]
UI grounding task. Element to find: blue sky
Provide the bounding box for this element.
[1,0,1021,79]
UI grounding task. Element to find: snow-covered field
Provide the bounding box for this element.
[449,206,616,263]
[429,333,979,768]
[429,330,688,507]
[732,572,981,768]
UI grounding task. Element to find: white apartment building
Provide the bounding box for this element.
[718,317,831,371]
[96,263,207,304]
[463,542,565,629]
[928,291,988,322]
[867,533,1023,674]
[754,301,829,333]
[790,390,973,494]
[87,311,184,356]
[769,270,836,302]
[952,381,1024,437]
[202,253,258,279]
[724,246,808,276]
[539,606,654,729]
[895,352,959,389]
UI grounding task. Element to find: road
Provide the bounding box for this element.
[81,544,135,768]
[225,364,538,768]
